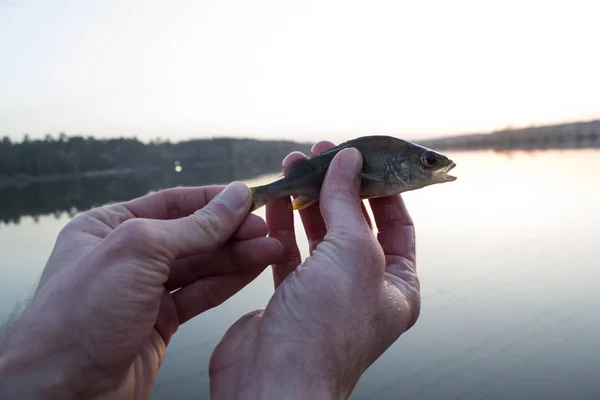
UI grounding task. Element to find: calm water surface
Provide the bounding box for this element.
[1,150,599,399]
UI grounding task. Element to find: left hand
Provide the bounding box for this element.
[0,183,282,399]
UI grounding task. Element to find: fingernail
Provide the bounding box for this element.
[339,148,361,176]
[214,181,249,211]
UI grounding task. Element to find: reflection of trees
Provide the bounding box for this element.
[0,134,312,225]
[0,175,153,225]
[0,160,302,226]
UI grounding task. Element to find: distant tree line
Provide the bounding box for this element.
[419,120,600,152]
[0,133,312,181]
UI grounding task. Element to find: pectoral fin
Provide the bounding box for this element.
[291,195,318,210]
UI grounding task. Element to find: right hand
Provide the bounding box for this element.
[209,142,421,399]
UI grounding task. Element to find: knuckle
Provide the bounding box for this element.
[405,286,422,328]
[160,188,182,219]
[116,219,156,243]
[56,213,96,240]
[61,211,89,230]
[385,267,421,329]
[338,229,379,255]
[282,247,302,266]
[57,219,78,239]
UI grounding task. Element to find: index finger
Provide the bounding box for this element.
[123,186,226,219]
[289,141,372,252]
[120,186,268,240]
[369,194,416,264]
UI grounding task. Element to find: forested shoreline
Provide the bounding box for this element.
[3,119,599,189]
[0,133,312,188]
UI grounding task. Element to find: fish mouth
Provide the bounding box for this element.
[437,161,457,182]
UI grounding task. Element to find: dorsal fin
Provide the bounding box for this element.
[316,135,413,157]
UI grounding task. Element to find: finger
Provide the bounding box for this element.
[234,213,268,240]
[154,289,179,346]
[369,195,416,264]
[319,148,369,234]
[281,151,326,252]
[123,186,226,219]
[297,142,334,251]
[308,143,373,234]
[106,181,254,261]
[282,151,308,168]
[114,186,268,241]
[283,141,358,253]
[369,194,419,321]
[173,269,266,324]
[317,148,384,277]
[298,145,372,250]
[311,140,336,155]
[165,237,282,291]
[280,140,336,172]
[361,201,374,231]
[266,195,302,289]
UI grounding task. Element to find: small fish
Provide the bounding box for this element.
[249,135,457,212]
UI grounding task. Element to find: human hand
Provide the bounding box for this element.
[209,142,421,399]
[0,183,282,399]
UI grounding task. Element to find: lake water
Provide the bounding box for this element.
[1,149,599,399]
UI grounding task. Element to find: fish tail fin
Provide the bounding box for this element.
[249,157,311,211]
[249,183,273,212]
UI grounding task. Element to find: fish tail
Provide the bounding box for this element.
[249,157,311,211]
[249,183,275,212]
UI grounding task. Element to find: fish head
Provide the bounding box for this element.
[389,144,457,190]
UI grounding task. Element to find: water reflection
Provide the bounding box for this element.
[0,164,283,226]
[1,149,599,399]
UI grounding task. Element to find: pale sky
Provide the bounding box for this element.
[1,0,599,143]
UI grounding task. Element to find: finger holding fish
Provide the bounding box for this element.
[266,195,301,289]
[369,194,416,265]
[265,152,312,289]
[282,141,372,254]
[310,140,336,156]
[261,134,456,289]
[369,194,421,328]
[266,143,336,288]
[267,141,361,289]
[282,151,325,253]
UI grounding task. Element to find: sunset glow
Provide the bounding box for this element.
[1,0,599,143]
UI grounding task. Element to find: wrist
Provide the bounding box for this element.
[242,376,341,400]
[0,341,72,399]
[0,332,81,400]
[211,366,344,400]
[0,307,100,399]
[210,343,358,400]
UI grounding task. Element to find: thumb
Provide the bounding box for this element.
[163,181,253,258]
[99,182,253,268]
[319,147,369,234]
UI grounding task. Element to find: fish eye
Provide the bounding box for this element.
[421,151,438,168]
